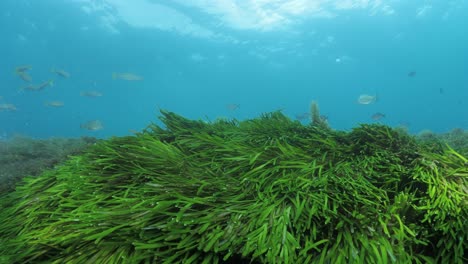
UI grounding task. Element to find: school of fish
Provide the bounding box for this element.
[2,65,146,131]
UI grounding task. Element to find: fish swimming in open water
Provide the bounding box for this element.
[15,65,33,82]
[51,68,70,78]
[0,103,17,111]
[15,65,32,72]
[80,91,103,97]
[22,80,54,91]
[80,120,104,131]
[357,94,377,105]
[371,112,385,120]
[44,101,65,107]
[226,103,240,111]
[112,72,143,81]
[16,71,32,83]
[295,112,310,121]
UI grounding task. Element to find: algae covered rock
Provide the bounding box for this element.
[417,127,468,157]
[0,136,98,194]
[0,110,467,263]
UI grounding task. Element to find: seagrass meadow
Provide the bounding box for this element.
[0,110,467,264]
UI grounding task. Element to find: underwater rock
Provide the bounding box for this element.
[0,110,466,263]
[0,136,98,194]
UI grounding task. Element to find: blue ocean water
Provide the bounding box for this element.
[0,0,467,139]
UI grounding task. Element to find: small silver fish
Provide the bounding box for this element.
[357,94,377,105]
[371,112,385,120]
[15,65,32,73]
[112,72,143,81]
[408,71,416,77]
[44,101,65,107]
[0,103,17,111]
[51,68,70,78]
[80,91,103,97]
[22,80,54,91]
[295,112,310,121]
[80,120,104,131]
[17,71,32,83]
[226,104,240,111]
